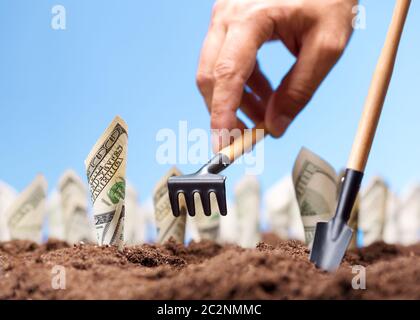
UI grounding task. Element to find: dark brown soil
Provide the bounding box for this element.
[0,236,419,300]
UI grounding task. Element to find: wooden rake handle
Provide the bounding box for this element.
[219,121,267,163]
[348,0,411,172]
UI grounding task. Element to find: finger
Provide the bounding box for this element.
[265,33,346,137]
[240,90,266,124]
[211,22,271,135]
[247,62,273,104]
[211,89,266,154]
[196,23,227,110]
[211,117,247,153]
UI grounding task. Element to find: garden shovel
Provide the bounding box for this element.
[310,0,411,272]
[168,122,266,217]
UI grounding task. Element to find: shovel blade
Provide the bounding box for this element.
[309,221,353,272]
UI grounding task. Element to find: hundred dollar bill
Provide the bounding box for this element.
[154,167,186,243]
[0,181,17,241]
[288,190,305,241]
[293,147,338,246]
[59,170,95,244]
[6,175,48,243]
[189,193,221,241]
[85,116,128,248]
[124,182,137,244]
[265,176,304,241]
[234,175,261,248]
[382,191,400,244]
[186,214,200,241]
[359,176,388,246]
[218,201,238,244]
[141,198,155,242]
[46,190,64,240]
[124,182,146,245]
[0,210,9,242]
[396,183,420,245]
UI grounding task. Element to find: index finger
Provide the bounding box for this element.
[210,22,271,133]
[196,23,226,109]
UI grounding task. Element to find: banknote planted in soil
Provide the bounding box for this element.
[0,236,419,299]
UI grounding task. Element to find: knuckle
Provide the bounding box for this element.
[196,71,214,91]
[242,3,267,20]
[214,60,240,81]
[318,36,347,57]
[212,0,226,18]
[284,85,313,107]
[210,0,228,27]
[230,1,267,24]
[212,0,223,12]
[210,108,225,126]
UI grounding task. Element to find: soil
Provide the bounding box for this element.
[0,235,419,300]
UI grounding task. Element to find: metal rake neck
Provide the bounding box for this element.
[197,153,231,175]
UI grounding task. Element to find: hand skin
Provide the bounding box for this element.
[196,0,357,151]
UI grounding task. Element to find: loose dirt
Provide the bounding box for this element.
[0,236,419,299]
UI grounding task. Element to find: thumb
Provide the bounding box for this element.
[265,35,345,137]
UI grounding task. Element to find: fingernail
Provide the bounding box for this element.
[270,115,292,138]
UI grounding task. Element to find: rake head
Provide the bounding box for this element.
[167,153,230,217]
[168,173,227,217]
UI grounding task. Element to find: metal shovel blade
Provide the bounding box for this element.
[309,220,353,272]
[310,169,362,272]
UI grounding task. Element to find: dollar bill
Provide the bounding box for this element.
[59,170,95,244]
[234,175,261,248]
[0,181,17,241]
[140,198,155,242]
[186,214,200,242]
[0,210,9,242]
[85,116,128,249]
[396,183,420,245]
[46,190,65,240]
[382,191,400,244]
[124,182,146,245]
[6,175,48,243]
[293,147,338,246]
[153,167,186,244]
[265,175,304,241]
[359,176,388,246]
[288,191,305,241]
[189,193,221,241]
[218,201,238,244]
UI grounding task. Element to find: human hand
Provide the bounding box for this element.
[196,0,357,151]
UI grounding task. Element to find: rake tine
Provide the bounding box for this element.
[215,190,227,216]
[200,192,212,216]
[185,192,196,216]
[167,123,268,218]
[169,191,181,217]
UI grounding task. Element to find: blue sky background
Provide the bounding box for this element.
[0,0,419,208]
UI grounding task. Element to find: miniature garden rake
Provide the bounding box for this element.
[168,122,266,217]
[310,0,411,272]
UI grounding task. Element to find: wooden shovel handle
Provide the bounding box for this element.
[348,0,411,172]
[219,122,267,162]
